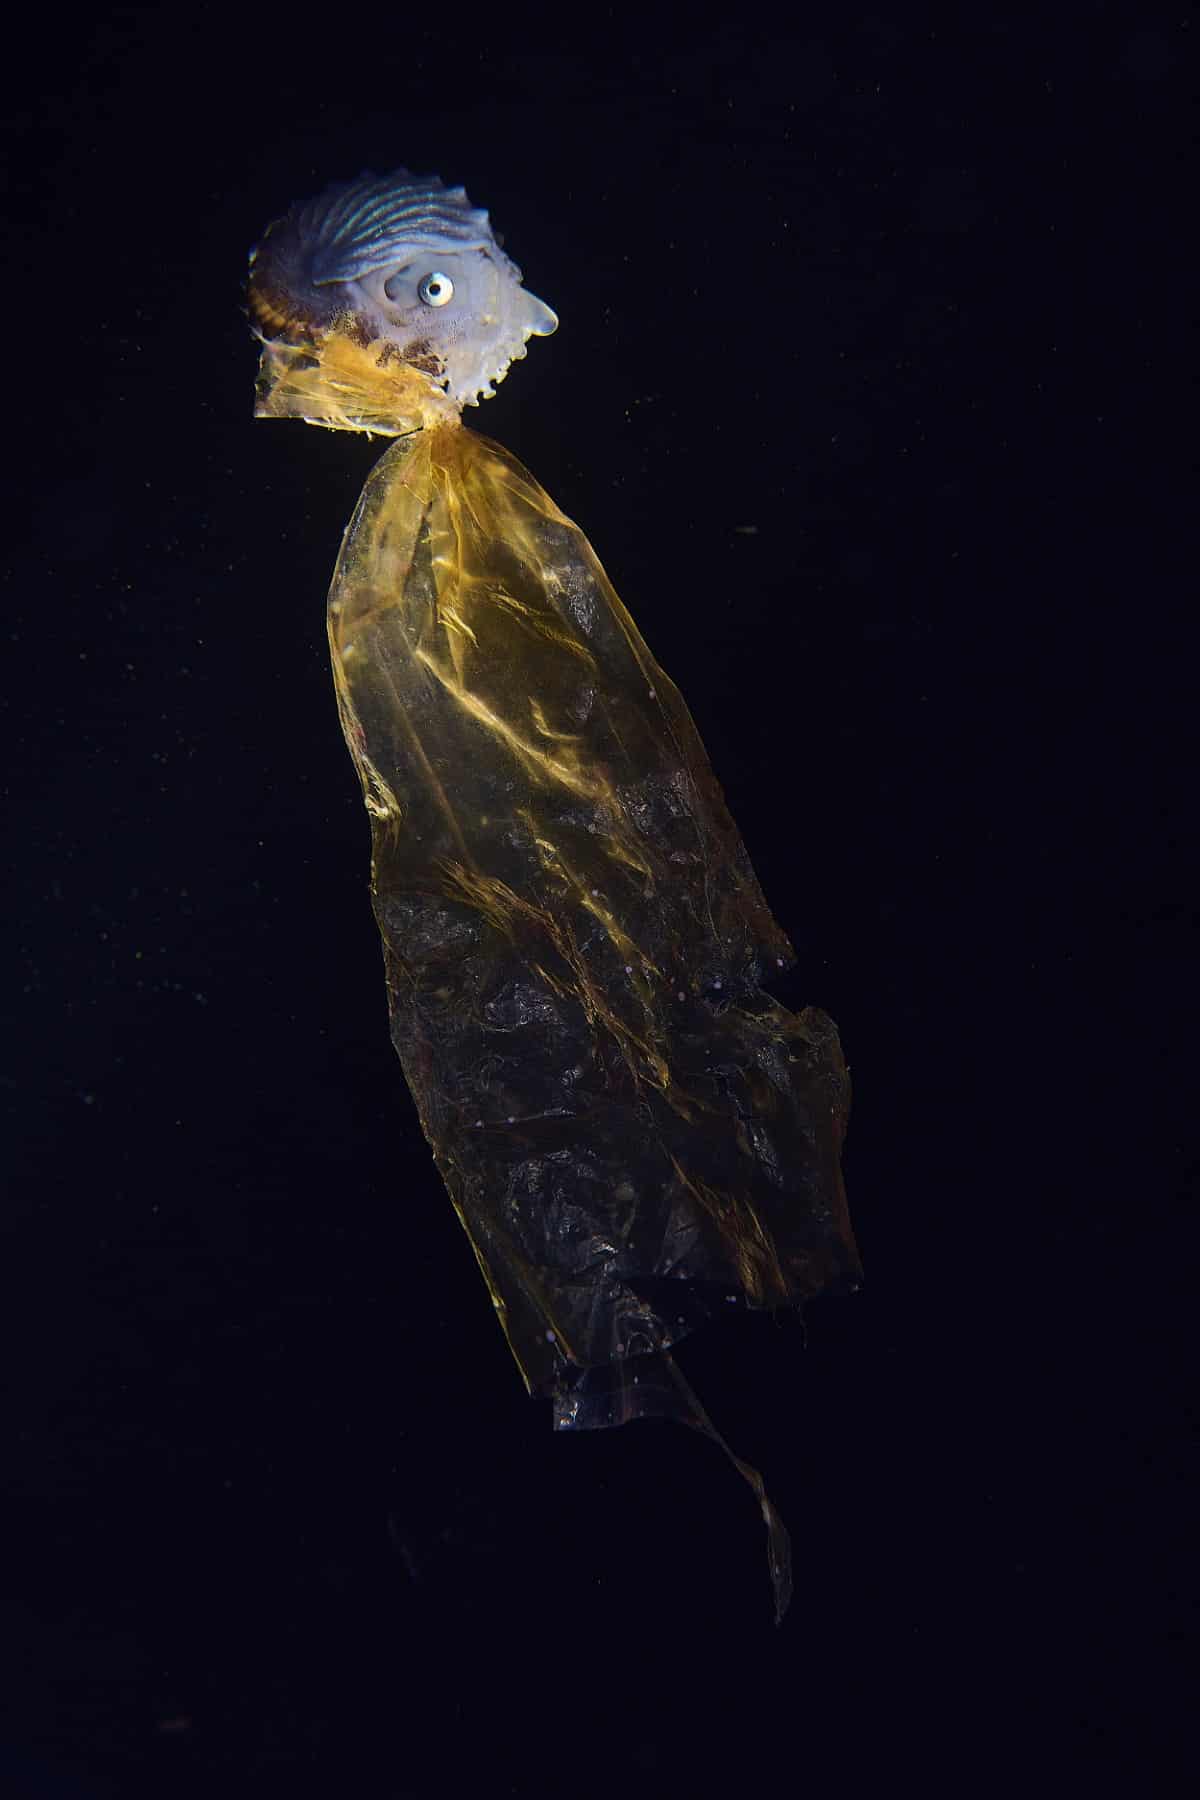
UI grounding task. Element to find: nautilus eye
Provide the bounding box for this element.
[418,271,454,307]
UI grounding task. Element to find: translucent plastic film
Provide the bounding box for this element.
[328,424,861,1388]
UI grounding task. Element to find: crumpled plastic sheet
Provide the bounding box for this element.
[320,418,861,1619]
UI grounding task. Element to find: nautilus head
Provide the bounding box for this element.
[248,169,558,410]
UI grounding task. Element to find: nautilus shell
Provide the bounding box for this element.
[248,169,558,409]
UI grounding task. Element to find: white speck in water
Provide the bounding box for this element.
[545,1330,556,1343]
[677,991,685,1001]
[474,1119,483,1127]
[624,964,632,974]
[713,978,723,989]
[647,688,656,699]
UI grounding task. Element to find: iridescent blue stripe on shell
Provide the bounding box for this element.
[294,171,495,286]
